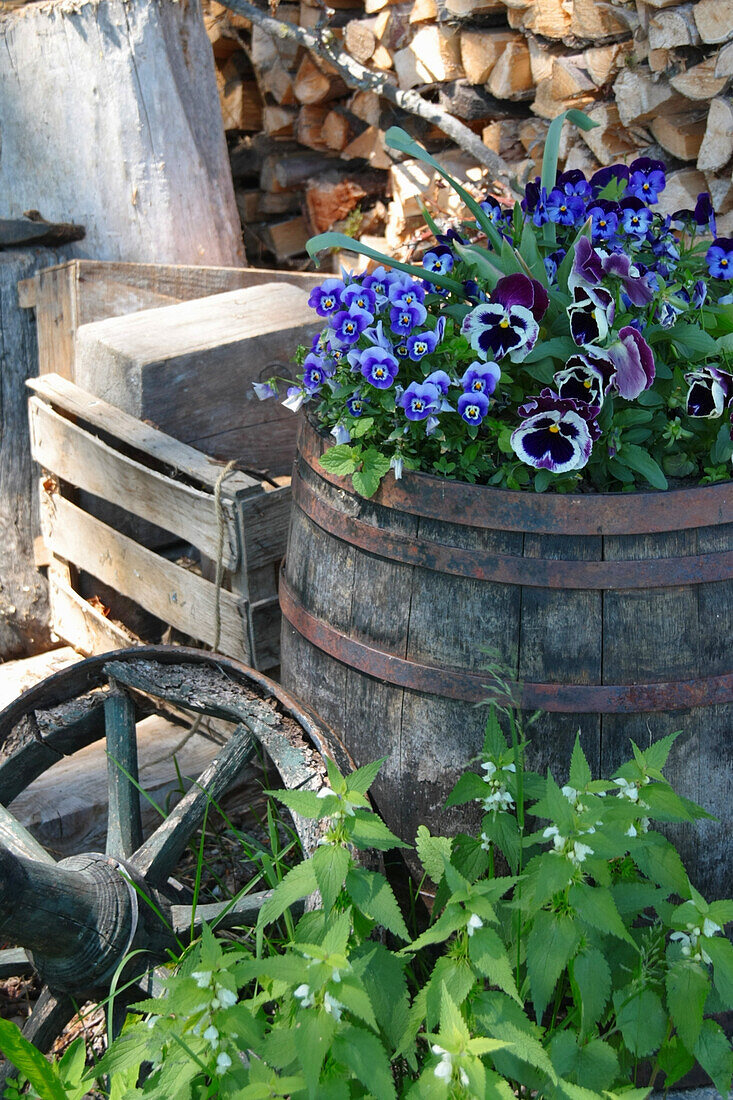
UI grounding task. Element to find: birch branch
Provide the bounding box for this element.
[218,0,515,187]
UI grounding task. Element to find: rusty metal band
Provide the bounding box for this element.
[299,417,733,536]
[280,575,733,713]
[293,469,733,590]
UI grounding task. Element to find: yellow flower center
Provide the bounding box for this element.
[549,424,560,433]
[499,319,510,329]
[584,380,591,388]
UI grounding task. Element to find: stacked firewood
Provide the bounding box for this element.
[203,0,733,263]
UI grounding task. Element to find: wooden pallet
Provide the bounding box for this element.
[28,374,290,671]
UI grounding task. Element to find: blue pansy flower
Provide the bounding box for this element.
[587,203,619,242]
[546,188,585,227]
[590,164,629,196]
[253,380,277,400]
[627,157,666,204]
[302,353,329,392]
[706,237,733,280]
[362,266,398,305]
[346,392,367,416]
[341,283,377,313]
[308,278,344,317]
[460,361,501,396]
[532,186,550,227]
[331,305,372,346]
[422,247,454,276]
[359,346,400,389]
[557,169,592,202]
[424,369,451,395]
[457,391,490,425]
[389,279,426,308]
[619,197,653,239]
[398,381,441,421]
[390,300,428,335]
[692,280,707,308]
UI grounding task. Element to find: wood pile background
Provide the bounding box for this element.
[202,0,733,264]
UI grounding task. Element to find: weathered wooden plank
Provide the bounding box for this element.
[29,397,240,570]
[27,374,260,496]
[0,713,62,805]
[39,492,251,663]
[46,563,140,658]
[33,260,322,379]
[238,486,292,570]
[73,283,321,477]
[0,948,30,979]
[105,687,144,859]
[0,216,84,249]
[0,803,55,865]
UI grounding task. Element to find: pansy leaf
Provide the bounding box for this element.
[712,420,733,465]
[319,445,359,477]
[519,221,549,287]
[453,241,506,287]
[306,231,464,294]
[617,444,667,490]
[522,335,577,364]
[556,219,592,294]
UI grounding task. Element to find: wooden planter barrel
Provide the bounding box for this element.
[281,418,733,898]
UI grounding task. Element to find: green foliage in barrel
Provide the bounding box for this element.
[255,111,733,497]
[1,721,731,1098]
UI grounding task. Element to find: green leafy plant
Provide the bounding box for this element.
[2,721,731,1098]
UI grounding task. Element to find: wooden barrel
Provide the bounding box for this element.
[281,417,733,897]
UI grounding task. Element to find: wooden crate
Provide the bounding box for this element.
[18,258,322,380]
[28,373,290,671]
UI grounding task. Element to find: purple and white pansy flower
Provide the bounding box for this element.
[605,325,655,400]
[685,365,733,418]
[307,278,344,317]
[512,392,600,473]
[461,274,549,363]
[406,317,446,361]
[357,345,400,389]
[553,356,606,408]
[458,391,490,425]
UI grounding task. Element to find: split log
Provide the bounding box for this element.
[263,105,298,137]
[570,0,630,39]
[349,90,383,125]
[345,18,378,62]
[486,38,533,100]
[294,53,349,104]
[655,167,710,217]
[517,0,571,40]
[341,126,394,168]
[613,68,689,125]
[697,98,733,174]
[216,58,264,131]
[648,3,700,49]
[305,171,385,232]
[321,109,356,150]
[716,41,733,77]
[0,0,243,266]
[482,119,523,159]
[437,82,523,121]
[257,217,311,260]
[670,58,729,100]
[584,43,630,87]
[552,56,596,102]
[580,101,645,164]
[409,0,438,21]
[435,0,504,18]
[408,24,464,82]
[297,104,332,149]
[651,112,708,162]
[460,30,517,86]
[371,44,395,69]
[260,66,298,105]
[374,5,412,51]
[648,49,670,73]
[693,0,733,44]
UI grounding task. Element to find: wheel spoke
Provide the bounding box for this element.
[0,986,75,1086]
[105,684,143,858]
[131,724,255,883]
[0,947,31,979]
[0,802,55,863]
[171,889,274,936]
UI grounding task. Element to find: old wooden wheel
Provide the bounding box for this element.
[0,645,351,1076]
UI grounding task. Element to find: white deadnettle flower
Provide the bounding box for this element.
[192,970,213,989]
[543,825,566,851]
[146,1015,160,1030]
[203,1025,220,1049]
[216,986,237,1008]
[467,913,484,936]
[216,1052,233,1073]
[480,831,491,851]
[562,785,578,803]
[331,969,342,983]
[460,1068,470,1086]
[703,917,722,938]
[614,777,639,802]
[569,841,593,866]
[432,1045,453,1082]
[293,983,315,1008]
[481,761,498,781]
[324,992,345,1021]
[317,786,334,799]
[482,788,515,813]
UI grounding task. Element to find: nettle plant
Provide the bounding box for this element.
[5,716,732,1099]
[256,111,733,497]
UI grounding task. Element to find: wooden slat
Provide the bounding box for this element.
[238,486,291,570]
[46,563,140,657]
[39,493,251,663]
[29,397,239,570]
[27,374,260,496]
[105,687,143,858]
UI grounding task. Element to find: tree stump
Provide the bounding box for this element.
[0,0,244,266]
